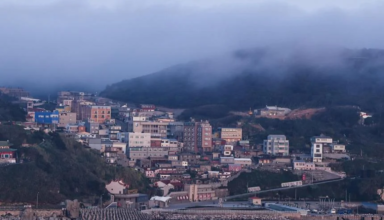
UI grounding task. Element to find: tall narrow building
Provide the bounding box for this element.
[310,135,332,163]
[183,121,212,153]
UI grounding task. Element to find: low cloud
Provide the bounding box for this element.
[0,0,384,94]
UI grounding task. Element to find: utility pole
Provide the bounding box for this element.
[36,192,39,209]
[295,189,297,201]
[345,189,347,204]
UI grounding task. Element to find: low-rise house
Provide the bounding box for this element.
[257,106,291,117]
[228,164,242,172]
[145,169,155,178]
[293,160,315,170]
[185,184,216,202]
[106,180,129,195]
[0,141,17,164]
[256,157,274,165]
[234,158,252,167]
[220,156,234,164]
[331,144,346,153]
[180,152,198,163]
[168,155,178,161]
[249,197,262,205]
[110,194,148,210]
[66,124,79,133]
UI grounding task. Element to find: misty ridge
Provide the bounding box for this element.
[101,46,384,113]
[1,0,384,96]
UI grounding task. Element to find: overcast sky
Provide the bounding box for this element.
[0,0,383,93]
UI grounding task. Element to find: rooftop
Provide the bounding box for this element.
[0,141,13,147]
[0,148,17,152]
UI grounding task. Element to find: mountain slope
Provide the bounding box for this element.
[0,126,149,205]
[0,94,25,121]
[101,48,384,112]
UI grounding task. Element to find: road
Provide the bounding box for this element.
[167,178,346,210]
[224,178,344,200]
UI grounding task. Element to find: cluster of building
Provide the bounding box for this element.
[0,88,350,210]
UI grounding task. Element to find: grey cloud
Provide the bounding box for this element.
[0,0,384,95]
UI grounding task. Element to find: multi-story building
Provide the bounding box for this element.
[58,112,76,128]
[71,100,95,120]
[129,121,168,138]
[185,184,216,202]
[220,128,242,144]
[310,135,333,163]
[128,132,151,148]
[197,122,213,152]
[109,125,122,140]
[263,135,289,156]
[168,122,184,142]
[84,105,111,123]
[85,120,99,134]
[35,111,59,124]
[183,121,212,153]
[128,147,168,161]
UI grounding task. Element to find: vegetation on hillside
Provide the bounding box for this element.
[0,126,149,205]
[0,94,25,121]
[228,170,299,195]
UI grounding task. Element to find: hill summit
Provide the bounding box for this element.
[101,47,384,111]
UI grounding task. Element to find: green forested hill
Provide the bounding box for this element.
[0,127,149,205]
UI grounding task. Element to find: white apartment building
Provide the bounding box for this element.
[310,135,333,163]
[128,132,151,148]
[263,135,289,156]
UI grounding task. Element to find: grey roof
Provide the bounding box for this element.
[0,141,13,147]
[0,148,17,152]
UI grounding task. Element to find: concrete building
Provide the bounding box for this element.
[128,132,151,148]
[35,111,59,124]
[249,197,262,205]
[183,121,212,153]
[129,121,168,138]
[128,147,168,161]
[220,128,242,144]
[58,112,77,128]
[168,122,184,142]
[84,105,111,123]
[331,143,346,153]
[310,135,333,163]
[234,158,252,167]
[220,156,235,164]
[85,120,99,134]
[197,122,213,152]
[293,160,315,170]
[185,184,216,202]
[263,135,289,156]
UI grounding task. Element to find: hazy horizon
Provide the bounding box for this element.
[1,0,384,95]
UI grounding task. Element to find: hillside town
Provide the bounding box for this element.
[0,88,357,215]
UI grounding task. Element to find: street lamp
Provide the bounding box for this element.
[36,192,39,209]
